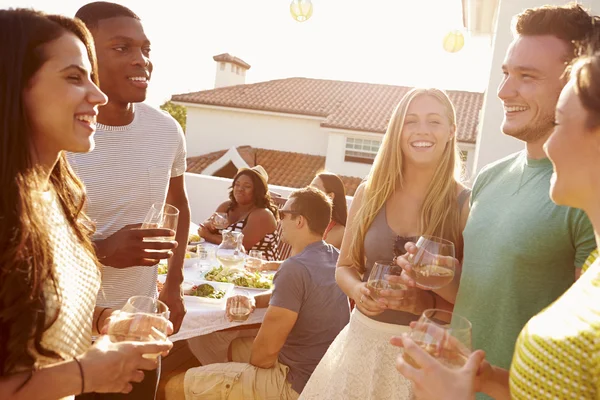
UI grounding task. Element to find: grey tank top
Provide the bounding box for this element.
[362,206,418,325]
[361,189,471,325]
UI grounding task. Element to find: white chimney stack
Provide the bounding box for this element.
[213,53,251,89]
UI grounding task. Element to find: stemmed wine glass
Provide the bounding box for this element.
[211,212,229,230]
[366,260,408,301]
[407,236,456,290]
[107,296,170,359]
[141,202,179,242]
[402,309,472,369]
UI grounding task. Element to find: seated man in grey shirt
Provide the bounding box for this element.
[180,186,351,399]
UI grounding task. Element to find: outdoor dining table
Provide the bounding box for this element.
[167,238,269,343]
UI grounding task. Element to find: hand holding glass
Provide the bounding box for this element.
[366,261,408,301]
[227,291,254,322]
[107,296,170,359]
[211,212,229,230]
[407,236,456,290]
[142,203,179,243]
[402,309,472,370]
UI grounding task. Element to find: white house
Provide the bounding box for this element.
[172,54,484,193]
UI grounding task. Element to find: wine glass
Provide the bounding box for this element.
[402,309,472,370]
[107,296,170,359]
[408,236,456,290]
[366,260,407,301]
[212,212,230,230]
[141,202,179,242]
[246,250,264,272]
[227,291,253,322]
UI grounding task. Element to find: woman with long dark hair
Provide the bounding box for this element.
[199,166,279,260]
[310,172,347,249]
[0,9,171,399]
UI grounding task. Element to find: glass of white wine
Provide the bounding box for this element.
[402,309,472,370]
[107,296,170,359]
[227,291,253,322]
[246,250,264,272]
[141,202,179,242]
[408,236,456,290]
[212,212,230,230]
[366,260,407,301]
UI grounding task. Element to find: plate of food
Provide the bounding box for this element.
[203,266,273,291]
[183,280,234,305]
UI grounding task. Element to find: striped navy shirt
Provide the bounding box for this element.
[68,102,186,309]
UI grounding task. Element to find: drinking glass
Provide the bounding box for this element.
[246,250,264,272]
[228,291,253,322]
[366,260,407,301]
[408,236,456,290]
[141,203,179,242]
[402,309,472,370]
[107,296,170,359]
[212,212,230,230]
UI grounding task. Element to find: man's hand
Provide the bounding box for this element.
[94,223,177,268]
[158,283,186,334]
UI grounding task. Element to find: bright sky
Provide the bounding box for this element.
[2,0,493,107]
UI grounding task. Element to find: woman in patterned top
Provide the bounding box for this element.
[0,9,172,399]
[392,49,600,399]
[199,165,280,260]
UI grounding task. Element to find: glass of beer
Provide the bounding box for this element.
[408,236,456,290]
[402,309,472,370]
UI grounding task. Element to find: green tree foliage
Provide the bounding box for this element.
[160,101,187,132]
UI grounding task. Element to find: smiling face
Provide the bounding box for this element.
[498,35,568,143]
[91,16,152,104]
[233,173,255,206]
[544,80,600,210]
[399,94,455,167]
[23,33,107,162]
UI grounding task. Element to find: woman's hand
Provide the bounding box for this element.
[353,282,386,317]
[394,242,459,290]
[390,335,486,400]
[78,336,172,394]
[197,223,212,239]
[376,286,432,316]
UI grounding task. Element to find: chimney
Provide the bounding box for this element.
[213,53,251,88]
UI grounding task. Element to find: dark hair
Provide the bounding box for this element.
[315,172,347,226]
[75,1,140,29]
[571,52,600,129]
[0,8,97,375]
[289,187,333,236]
[228,170,279,220]
[512,3,600,62]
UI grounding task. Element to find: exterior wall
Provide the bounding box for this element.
[184,105,328,157]
[214,62,246,88]
[325,130,375,178]
[474,0,600,174]
[185,173,352,224]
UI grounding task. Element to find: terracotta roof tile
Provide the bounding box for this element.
[186,146,363,196]
[173,78,483,143]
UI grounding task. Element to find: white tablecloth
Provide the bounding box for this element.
[169,240,268,342]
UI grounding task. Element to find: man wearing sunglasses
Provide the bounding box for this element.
[176,187,350,399]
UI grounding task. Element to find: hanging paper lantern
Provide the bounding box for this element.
[290,0,313,22]
[443,30,465,53]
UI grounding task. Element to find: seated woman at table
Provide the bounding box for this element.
[310,172,347,249]
[393,51,600,400]
[199,165,279,261]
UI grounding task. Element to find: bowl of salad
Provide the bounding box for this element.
[204,266,273,291]
[183,279,234,305]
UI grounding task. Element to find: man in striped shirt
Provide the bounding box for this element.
[69,2,190,399]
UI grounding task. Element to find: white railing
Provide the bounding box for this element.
[185,173,353,224]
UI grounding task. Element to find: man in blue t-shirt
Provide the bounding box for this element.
[181,187,350,399]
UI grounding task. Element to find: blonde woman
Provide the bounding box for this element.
[393,50,600,400]
[299,88,470,399]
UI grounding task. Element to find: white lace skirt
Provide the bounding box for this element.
[300,309,413,400]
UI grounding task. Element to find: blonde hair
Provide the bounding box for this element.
[350,88,465,273]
